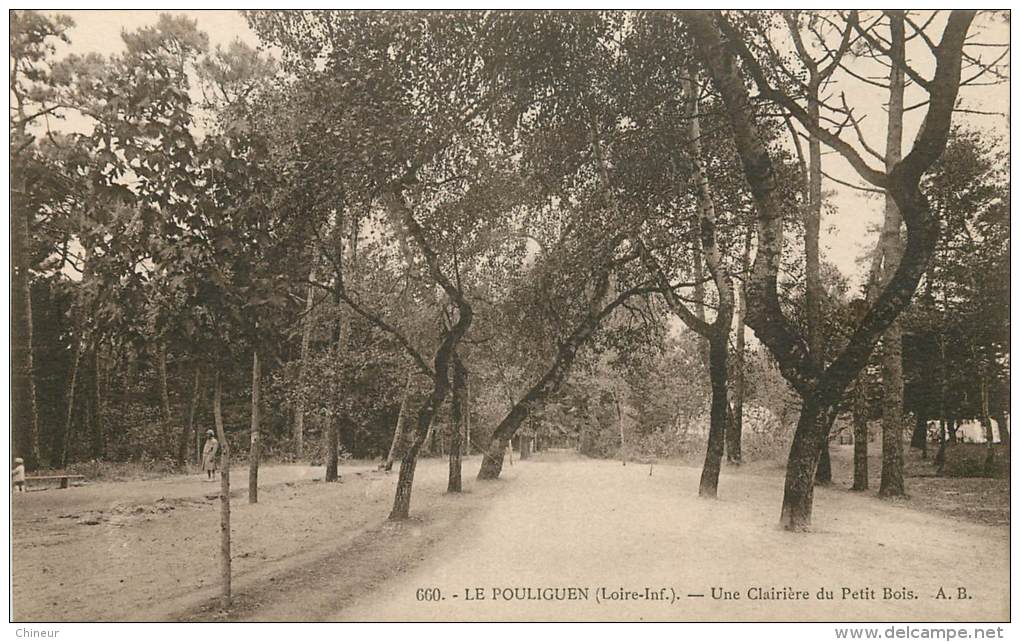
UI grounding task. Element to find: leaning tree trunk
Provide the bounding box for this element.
[448,354,467,493]
[248,350,261,503]
[212,370,232,610]
[384,371,414,472]
[477,307,603,480]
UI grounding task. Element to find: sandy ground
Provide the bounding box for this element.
[335,452,1009,622]
[11,449,1009,622]
[11,460,454,621]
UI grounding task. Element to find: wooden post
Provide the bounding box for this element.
[213,370,231,610]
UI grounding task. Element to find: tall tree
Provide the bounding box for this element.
[687,9,975,529]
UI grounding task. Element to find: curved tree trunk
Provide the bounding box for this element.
[687,10,973,528]
[387,191,473,520]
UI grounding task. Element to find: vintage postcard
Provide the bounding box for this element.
[7,7,1010,634]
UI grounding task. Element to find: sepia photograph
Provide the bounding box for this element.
[7,7,1012,630]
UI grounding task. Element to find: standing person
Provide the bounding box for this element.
[11,458,26,492]
[202,430,219,480]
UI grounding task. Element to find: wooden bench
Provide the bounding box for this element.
[25,474,85,489]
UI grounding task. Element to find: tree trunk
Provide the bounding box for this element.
[727,231,753,465]
[815,445,832,486]
[851,377,869,491]
[805,79,830,486]
[780,397,836,530]
[911,412,928,458]
[390,353,463,518]
[980,374,994,475]
[248,350,261,503]
[877,12,907,499]
[386,192,474,520]
[384,371,414,472]
[477,274,616,481]
[178,365,201,467]
[878,322,905,497]
[90,345,104,458]
[157,343,173,452]
[326,223,344,483]
[293,259,318,459]
[687,10,974,530]
[683,69,735,498]
[212,370,231,610]
[11,189,41,470]
[699,332,728,498]
[59,337,84,467]
[448,354,467,492]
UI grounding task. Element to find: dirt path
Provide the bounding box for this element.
[12,452,1008,622]
[12,461,395,621]
[334,454,1008,622]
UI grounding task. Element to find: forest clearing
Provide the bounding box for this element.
[11,448,1008,622]
[8,9,1009,626]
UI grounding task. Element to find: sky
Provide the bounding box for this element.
[44,10,1010,290]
